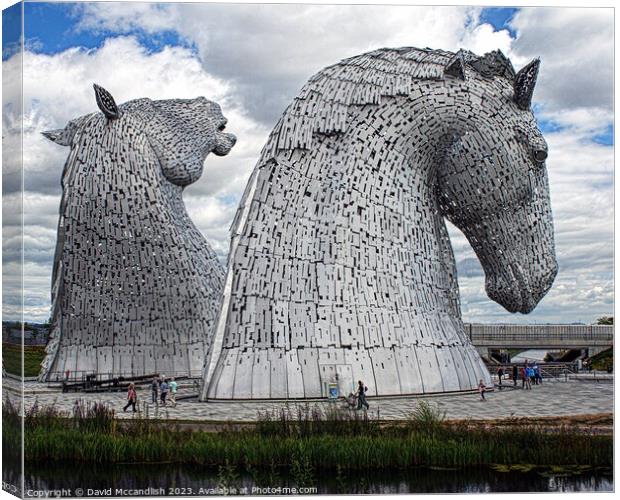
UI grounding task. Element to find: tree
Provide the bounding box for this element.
[596,316,613,325]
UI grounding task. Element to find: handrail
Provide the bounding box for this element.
[539,366,576,382]
[467,324,613,342]
[488,362,578,383]
[471,332,613,341]
[46,370,201,384]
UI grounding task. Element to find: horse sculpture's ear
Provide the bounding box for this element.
[445,50,466,80]
[93,83,120,119]
[42,129,70,146]
[513,58,540,110]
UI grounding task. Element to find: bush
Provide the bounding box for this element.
[408,400,446,434]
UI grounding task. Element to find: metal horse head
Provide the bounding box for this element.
[437,50,557,313]
[42,84,237,187]
[37,85,237,382]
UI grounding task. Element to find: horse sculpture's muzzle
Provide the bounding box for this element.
[485,260,558,314]
[214,132,237,156]
[468,196,559,314]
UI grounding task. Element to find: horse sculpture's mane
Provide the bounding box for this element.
[263,47,516,155]
[233,46,523,232]
[43,112,154,378]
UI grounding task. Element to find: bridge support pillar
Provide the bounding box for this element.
[587,346,608,358]
[476,347,490,360]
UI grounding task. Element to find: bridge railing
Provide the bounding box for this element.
[467,324,614,343]
[489,362,578,383]
[539,364,578,382]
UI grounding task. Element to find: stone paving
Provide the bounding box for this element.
[2,376,613,422]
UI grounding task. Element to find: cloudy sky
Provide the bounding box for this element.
[1,1,614,324]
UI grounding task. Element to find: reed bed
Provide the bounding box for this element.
[3,399,612,470]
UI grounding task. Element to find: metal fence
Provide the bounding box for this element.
[46,370,202,384]
[488,361,579,383]
[466,324,613,343]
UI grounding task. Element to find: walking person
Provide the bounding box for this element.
[497,366,504,386]
[160,378,169,406]
[535,366,543,385]
[512,364,518,386]
[123,383,138,413]
[151,377,159,404]
[520,366,527,389]
[169,378,178,407]
[478,379,487,401]
[356,380,369,410]
[524,366,532,390]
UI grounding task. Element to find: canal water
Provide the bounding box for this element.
[3,462,613,495]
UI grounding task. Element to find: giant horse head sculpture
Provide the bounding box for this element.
[39,85,236,381]
[201,46,558,400]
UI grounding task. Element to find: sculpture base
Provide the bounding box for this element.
[203,344,492,400]
[41,342,208,382]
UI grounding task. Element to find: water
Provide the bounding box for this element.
[512,349,549,363]
[3,462,613,496]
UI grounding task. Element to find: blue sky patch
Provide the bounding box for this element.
[23,2,196,56]
[592,124,614,146]
[479,7,519,38]
[537,117,565,135]
[537,117,614,147]
[2,2,22,60]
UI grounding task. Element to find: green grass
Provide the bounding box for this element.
[2,343,45,377]
[3,399,612,470]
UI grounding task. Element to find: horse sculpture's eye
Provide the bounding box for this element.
[533,149,547,163]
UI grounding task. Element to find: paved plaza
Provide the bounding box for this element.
[2,376,613,422]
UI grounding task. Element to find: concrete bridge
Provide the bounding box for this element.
[466,324,613,358]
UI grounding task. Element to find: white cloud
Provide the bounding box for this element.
[22,37,227,126]
[73,3,176,35]
[509,7,614,113]
[540,107,613,138]
[72,4,517,125]
[17,35,271,200]
[459,21,513,56]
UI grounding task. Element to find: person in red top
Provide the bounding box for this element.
[123,383,138,413]
[478,379,487,401]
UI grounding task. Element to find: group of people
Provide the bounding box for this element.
[151,376,178,406]
[125,364,546,411]
[497,362,543,390]
[123,375,178,412]
[478,361,543,401]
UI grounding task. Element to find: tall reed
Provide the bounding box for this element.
[3,399,612,470]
